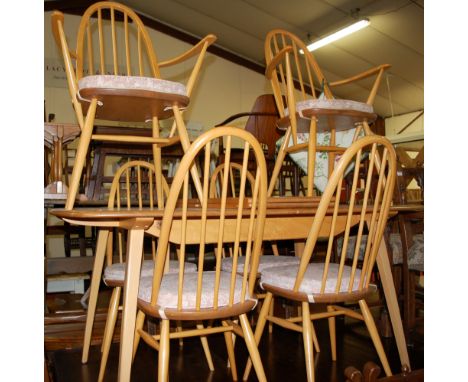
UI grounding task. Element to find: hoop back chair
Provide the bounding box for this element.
[51,2,216,209]
[264,29,390,196]
[134,127,268,381]
[89,160,215,381]
[244,135,397,381]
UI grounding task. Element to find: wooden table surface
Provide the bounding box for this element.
[51,198,415,382]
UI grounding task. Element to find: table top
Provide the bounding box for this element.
[51,197,413,221]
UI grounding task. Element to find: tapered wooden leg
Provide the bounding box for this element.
[158,319,170,382]
[152,116,164,209]
[197,323,215,371]
[239,314,266,382]
[222,321,237,379]
[359,299,392,376]
[176,321,184,347]
[132,310,146,362]
[302,301,315,382]
[118,227,145,382]
[65,98,97,210]
[375,238,410,370]
[82,229,109,363]
[243,292,272,381]
[98,286,121,382]
[267,127,292,197]
[311,321,320,353]
[268,297,274,334]
[327,305,337,361]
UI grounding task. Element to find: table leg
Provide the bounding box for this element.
[118,227,145,382]
[375,238,411,370]
[82,229,109,363]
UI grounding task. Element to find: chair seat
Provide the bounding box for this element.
[138,271,256,310]
[293,98,373,115]
[221,255,300,273]
[103,260,196,284]
[78,74,187,97]
[260,263,364,302]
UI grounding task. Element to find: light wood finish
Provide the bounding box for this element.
[51,2,216,210]
[52,194,412,379]
[244,136,397,381]
[132,127,267,381]
[264,29,390,196]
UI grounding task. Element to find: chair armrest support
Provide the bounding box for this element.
[159,34,217,67]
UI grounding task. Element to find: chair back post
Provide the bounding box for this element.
[149,127,267,313]
[293,135,396,296]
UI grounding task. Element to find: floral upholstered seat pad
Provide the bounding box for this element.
[78,75,187,97]
[221,255,300,273]
[103,259,196,283]
[260,263,363,302]
[138,271,255,310]
[291,99,373,115]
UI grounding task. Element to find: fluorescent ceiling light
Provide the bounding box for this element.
[306,19,370,52]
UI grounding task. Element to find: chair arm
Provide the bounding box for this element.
[329,64,391,88]
[159,34,217,67]
[265,46,294,79]
[215,112,279,127]
[51,11,77,60]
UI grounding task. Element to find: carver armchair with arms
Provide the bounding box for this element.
[264,29,390,196]
[51,1,216,209]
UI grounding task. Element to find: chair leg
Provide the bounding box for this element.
[239,313,267,382]
[197,323,215,371]
[302,301,315,382]
[359,300,392,376]
[222,321,237,380]
[243,292,273,381]
[327,305,337,361]
[268,297,274,334]
[176,321,184,347]
[98,286,121,382]
[158,319,170,382]
[311,320,320,353]
[268,127,291,196]
[132,310,146,361]
[82,229,109,364]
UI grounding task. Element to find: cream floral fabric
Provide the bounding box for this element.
[78,75,187,97]
[103,259,196,283]
[221,255,300,273]
[260,263,364,302]
[291,99,373,115]
[137,271,255,310]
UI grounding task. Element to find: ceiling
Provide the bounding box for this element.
[121,0,424,118]
[47,0,424,118]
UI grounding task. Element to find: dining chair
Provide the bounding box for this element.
[243,135,397,381]
[93,160,217,380]
[133,127,268,381]
[51,2,216,209]
[264,29,390,197]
